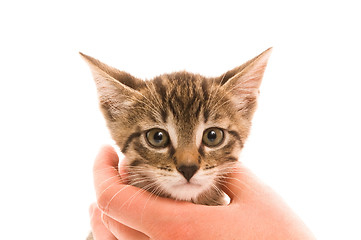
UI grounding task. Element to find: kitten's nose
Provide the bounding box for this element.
[177,164,199,182]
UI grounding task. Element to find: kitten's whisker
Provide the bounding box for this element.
[216,178,257,195]
[140,183,164,225]
[98,175,125,187]
[218,167,254,177]
[129,178,154,187]
[119,188,147,210]
[200,184,224,205]
[97,179,123,201]
[211,182,224,196]
[219,169,250,175]
[93,166,118,174]
[215,181,241,202]
[122,181,160,211]
[128,173,159,180]
[218,175,247,183]
[103,184,133,213]
[125,182,158,209]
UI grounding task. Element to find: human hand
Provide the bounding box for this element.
[89,145,316,240]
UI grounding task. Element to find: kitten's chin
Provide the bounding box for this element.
[168,182,209,202]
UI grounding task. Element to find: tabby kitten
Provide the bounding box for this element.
[81,48,271,207]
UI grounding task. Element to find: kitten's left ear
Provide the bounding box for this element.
[220,48,272,120]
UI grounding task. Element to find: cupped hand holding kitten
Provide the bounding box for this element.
[89,145,316,240]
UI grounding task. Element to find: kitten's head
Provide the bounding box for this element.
[81,49,271,204]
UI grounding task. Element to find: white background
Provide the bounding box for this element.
[0,1,360,239]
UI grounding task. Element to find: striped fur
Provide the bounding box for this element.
[81,48,272,205]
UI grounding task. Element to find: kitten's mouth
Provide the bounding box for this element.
[173,182,202,188]
[166,181,210,201]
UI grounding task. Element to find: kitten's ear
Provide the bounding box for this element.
[80,52,144,121]
[220,48,272,120]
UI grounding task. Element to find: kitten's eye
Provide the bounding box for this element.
[146,128,170,148]
[202,128,224,147]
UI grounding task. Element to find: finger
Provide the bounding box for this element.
[89,203,117,240]
[93,145,120,181]
[102,212,149,240]
[93,145,127,200]
[93,146,198,236]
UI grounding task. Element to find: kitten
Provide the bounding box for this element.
[81,48,271,208]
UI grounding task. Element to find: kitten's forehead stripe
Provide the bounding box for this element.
[153,76,167,102]
[157,73,205,123]
[160,109,167,123]
[195,102,202,119]
[213,113,222,121]
[201,80,209,101]
[203,109,209,123]
[153,76,168,123]
[168,100,177,119]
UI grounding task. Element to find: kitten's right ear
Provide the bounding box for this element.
[80,52,143,121]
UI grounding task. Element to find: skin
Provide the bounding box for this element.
[90,145,316,240]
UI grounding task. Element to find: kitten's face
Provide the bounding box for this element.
[81,49,271,204]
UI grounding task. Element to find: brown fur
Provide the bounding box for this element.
[81,48,272,208]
